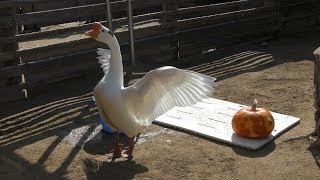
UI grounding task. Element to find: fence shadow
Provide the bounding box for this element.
[0,72,103,179]
[184,50,275,81]
[126,31,319,84]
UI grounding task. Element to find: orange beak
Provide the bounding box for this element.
[84,22,102,38]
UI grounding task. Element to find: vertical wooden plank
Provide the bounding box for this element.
[162,0,178,62]
[9,5,22,86]
[0,8,14,61]
[316,2,320,25]
[279,0,317,35]
[0,5,19,86]
[249,0,264,7]
[264,0,280,23]
[0,4,25,102]
[264,0,279,7]
[11,5,26,92]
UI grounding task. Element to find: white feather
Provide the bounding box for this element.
[122,66,217,127]
[97,48,111,74]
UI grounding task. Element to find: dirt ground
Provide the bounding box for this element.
[1,30,320,179]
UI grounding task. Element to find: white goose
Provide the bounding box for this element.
[85,22,217,158]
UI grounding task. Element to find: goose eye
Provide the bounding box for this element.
[102,29,105,32]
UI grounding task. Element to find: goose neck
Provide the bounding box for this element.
[107,41,123,87]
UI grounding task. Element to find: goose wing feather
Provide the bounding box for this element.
[97,48,111,74]
[122,66,217,126]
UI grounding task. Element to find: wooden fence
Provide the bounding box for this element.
[0,0,319,103]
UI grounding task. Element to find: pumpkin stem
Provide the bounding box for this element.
[251,99,258,111]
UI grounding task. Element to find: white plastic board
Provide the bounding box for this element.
[154,98,300,150]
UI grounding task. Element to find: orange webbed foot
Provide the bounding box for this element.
[106,144,124,159]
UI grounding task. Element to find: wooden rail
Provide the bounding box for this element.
[15,0,162,26]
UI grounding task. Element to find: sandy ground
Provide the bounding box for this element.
[1,30,320,179]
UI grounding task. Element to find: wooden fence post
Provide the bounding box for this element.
[162,0,178,62]
[249,0,264,8]
[313,47,320,146]
[0,4,26,103]
[263,0,278,7]
[316,3,320,25]
[0,4,19,85]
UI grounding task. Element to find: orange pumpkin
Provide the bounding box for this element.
[231,99,275,139]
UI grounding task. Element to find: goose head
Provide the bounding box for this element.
[85,22,118,47]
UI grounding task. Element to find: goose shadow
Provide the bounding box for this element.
[83,158,148,179]
[83,130,129,155]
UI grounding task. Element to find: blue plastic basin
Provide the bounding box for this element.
[92,97,122,134]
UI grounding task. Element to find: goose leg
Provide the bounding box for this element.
[121,136,135,158]
[107,131,123,159]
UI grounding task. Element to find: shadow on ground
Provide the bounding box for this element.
[308,145,320,170]
[231,141,276,158]
[83,131,129,155]
[83,158,148,179]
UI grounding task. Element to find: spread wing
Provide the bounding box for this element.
[97,48,111,74]
[122,66,217,126]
